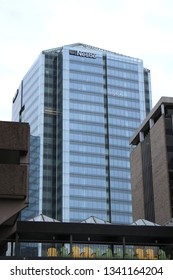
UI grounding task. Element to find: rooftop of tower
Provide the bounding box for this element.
[42,42,141,61]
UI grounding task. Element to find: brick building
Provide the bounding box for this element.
[130,97,173,225]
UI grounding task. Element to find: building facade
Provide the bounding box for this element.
[130,97,173,225]
[0,121,29,255]
[12,43,151,224]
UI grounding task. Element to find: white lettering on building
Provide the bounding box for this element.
[69,50,96,59]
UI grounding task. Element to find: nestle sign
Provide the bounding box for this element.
[69,50,96,59]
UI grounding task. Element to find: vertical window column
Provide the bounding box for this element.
[103,55,111,223]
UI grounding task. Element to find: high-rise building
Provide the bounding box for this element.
[130,97,173,225]
[12,43,152,224]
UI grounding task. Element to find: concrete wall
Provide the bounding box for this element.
[150,115,171,225]
[0,121,30,246]
[130,143,145,221]
[130,114,172,225]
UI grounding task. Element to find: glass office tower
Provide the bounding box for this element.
[12,43,152,224]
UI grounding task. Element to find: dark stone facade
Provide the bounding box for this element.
[0,121,30,255]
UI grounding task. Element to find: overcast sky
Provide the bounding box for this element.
[0,0,173,121]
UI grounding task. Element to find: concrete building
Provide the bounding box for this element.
[0,121,29,255]
[12,43,152,225]
[130,97,173,225]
